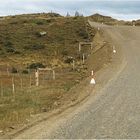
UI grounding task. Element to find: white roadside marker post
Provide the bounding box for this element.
[113,46,116,54]
[90,70,96,85]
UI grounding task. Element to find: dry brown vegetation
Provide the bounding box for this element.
[0,13,113,135]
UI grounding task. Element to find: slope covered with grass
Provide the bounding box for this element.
[0,13,94,69]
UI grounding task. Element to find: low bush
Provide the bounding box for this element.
[35,21,44,25]
[32,44,45,50]
[22,69,29,74]
[27,62,46,69]
[77,28,89,39]
[64,56,74,64]
[11,67,18,73]
[24,44,45,50]
[61,49,68,56]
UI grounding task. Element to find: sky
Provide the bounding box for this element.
[0,0,140,20]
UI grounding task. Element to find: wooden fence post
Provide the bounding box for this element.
[82,53,85,64]
[52,70,55,80]
[12,77,15,100]
[20,76,23,91]
[7,64,10,76]
[91,43,93,50]
[79,43,81,52]
[0,79,3,97]
[30,74,32,88]
[29,74,32,93]
[35,70,39,86]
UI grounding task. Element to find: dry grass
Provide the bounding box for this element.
[0,13,112,135]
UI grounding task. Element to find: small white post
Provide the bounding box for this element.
[113,46,116,54]
[12,77,15,100]
[52,70,55,80]
[79,43,81,52]
[91,70,94,76]
[90,70,96,85]
[82,53,85,64]
[35,70,39,86]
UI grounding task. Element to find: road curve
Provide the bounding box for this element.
[14,23,140,139]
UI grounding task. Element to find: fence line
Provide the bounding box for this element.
[0,42,93,100]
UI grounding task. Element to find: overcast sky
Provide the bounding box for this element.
[0,0,140,20]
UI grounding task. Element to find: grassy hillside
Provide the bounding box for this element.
[0,13,94,69]
[0,13,113,135]
[0,13,98,134]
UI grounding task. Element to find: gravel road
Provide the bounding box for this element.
[14,22,140,139]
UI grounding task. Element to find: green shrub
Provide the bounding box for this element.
[4,41,15,53]
[11,67,18,73]
[4,41,12,47]
[64,56,74,64]
[24,44,45,50]
[22,69,29,74]
[35,32,42,37]
[10,21,18,25]
[36,21,44,25]
[61,49,68,56]
[27,62,45,69]
[77,28,89,39]
[6,47,15,53]
[32,44,45,50]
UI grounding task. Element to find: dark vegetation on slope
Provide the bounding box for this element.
[0,13,95,69]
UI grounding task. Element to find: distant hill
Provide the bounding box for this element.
[89,13,117,23]
[88,13,137,26]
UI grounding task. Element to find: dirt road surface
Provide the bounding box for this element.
[13,22,140,139]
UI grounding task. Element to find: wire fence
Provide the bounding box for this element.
[0,43,93,102]
[0,65,89,99]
